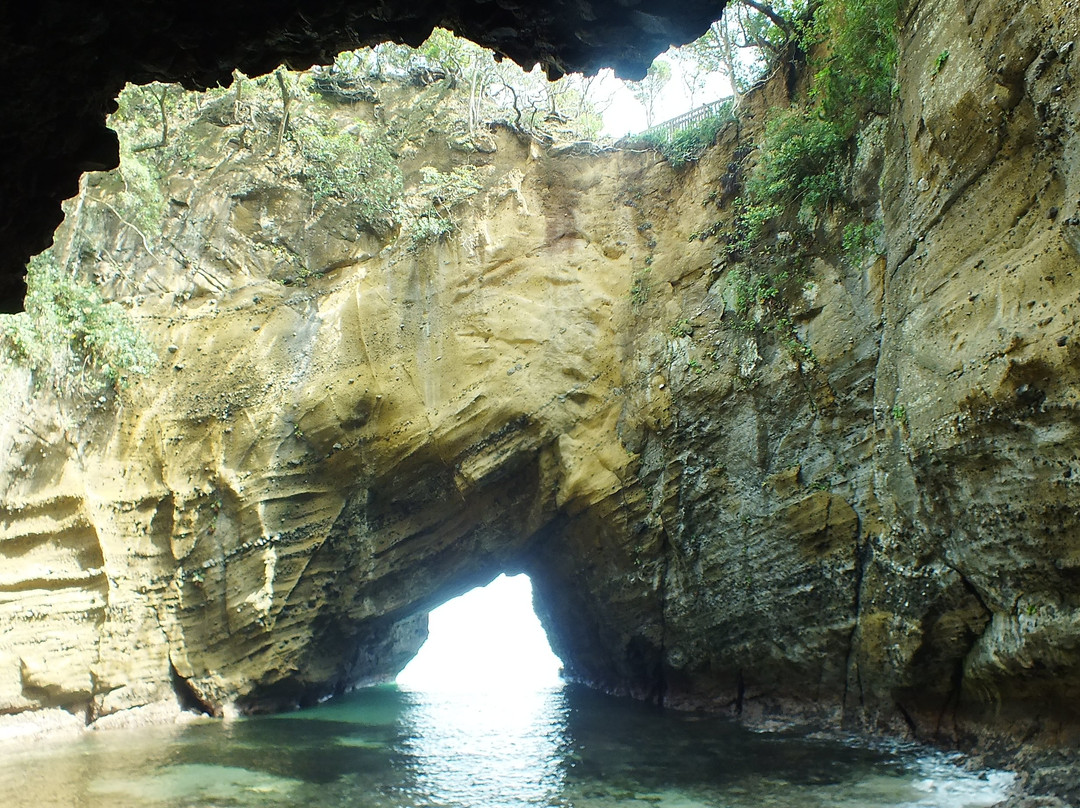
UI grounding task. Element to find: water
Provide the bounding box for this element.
[0,685,1014,808]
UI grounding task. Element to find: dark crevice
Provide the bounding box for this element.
[933,659,967,740]
[895,700,919,737]
[842,525,871,719]
[170,660,213,716]
[655,518,672,709]
[652,441,682,710]
[939,561,996,741]
[946,561,994,619]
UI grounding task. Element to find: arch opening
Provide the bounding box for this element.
[396,573,563,692]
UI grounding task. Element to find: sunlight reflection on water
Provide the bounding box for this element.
[0,684,1015,808]
[399,688,568,808]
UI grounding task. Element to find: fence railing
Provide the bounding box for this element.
[640,98,734,139]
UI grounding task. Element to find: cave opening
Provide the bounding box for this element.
[396,573,564,692]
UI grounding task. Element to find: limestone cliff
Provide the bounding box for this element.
[1,0,1079,796]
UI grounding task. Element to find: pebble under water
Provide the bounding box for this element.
[0,684,1015,808]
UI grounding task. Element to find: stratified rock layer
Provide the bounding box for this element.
[1,0,1079,789]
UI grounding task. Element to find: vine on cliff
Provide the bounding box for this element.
[406,166,484,248]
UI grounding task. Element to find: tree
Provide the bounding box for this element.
[676,52,711,109]
[273,68,293,155]
[131,83,172,152]
[682,0,808,104]
[629,59,672,128]
[322,31,616,140]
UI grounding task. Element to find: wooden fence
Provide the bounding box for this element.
[641,98,734,139]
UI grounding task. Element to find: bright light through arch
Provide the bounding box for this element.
[396,573,563,692]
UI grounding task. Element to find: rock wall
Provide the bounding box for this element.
[0,0,728,311]
[1,0,1079,788]
[872,0,1080,745]
[1,95,673,725]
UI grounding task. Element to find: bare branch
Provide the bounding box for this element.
[741,0,794,36]
[273,68,292,156]
[132,84,170,152]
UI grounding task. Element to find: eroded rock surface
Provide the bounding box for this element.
[1,1,1079,798]
[0,0,727,311]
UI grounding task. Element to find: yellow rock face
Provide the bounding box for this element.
[2,0,1080,756]
[0,113,687,723]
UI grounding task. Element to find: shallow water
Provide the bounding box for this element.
[0,685,1014,808]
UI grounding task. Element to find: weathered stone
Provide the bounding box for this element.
[1,1,1079,799]
[0,0,729,311]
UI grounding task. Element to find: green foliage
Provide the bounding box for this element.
[725,272,816,363]
[630,271,651,307]
[728,267,779,318]
[706,0,896,352]
[891,404,908,425]
[746,109,848,215]
[729,198,784,256]
[670,318,693,338]
[933,50,950,75]
[669,112,731,162]
[331,30,613,141]
[111,83,178,152]
[292,120,403,233]
[410,215,455,246]
[679,1,809,100]
[114,150,167,239]
[842,219,884,262]
[806,0,899,134]
[419,165,483,212]
[1,253,157,392]
[417,27,477,79]
[407,165,484,247]
[776,316,817,364]
[636,107,735,169]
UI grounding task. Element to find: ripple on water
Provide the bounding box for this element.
[88,763,304,805]
[0,685,1015,808]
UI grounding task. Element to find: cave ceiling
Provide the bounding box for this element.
[0,0,726,312]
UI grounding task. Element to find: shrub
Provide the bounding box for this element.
[635,107,735,169]
[746,109,847,215]
[724,109,846,278]
[807,0,899,134]
[407,165,483,247]
[666,114,730,168]
[842,219,884,262]
[410,214,455,246]
[630,271,651,307]
[1,253,157,392]
[293,120,403,234]
[728,267,779,317]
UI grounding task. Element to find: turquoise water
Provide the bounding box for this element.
[0,685,1014,808]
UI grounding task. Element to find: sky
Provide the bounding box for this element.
[396,573,564,691]
[599,54,734,138]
